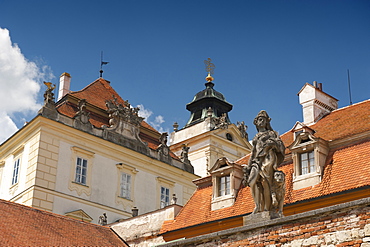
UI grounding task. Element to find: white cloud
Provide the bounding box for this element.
[0,27,54,143]
[0,112,18,142]
[154,115,165,125]
[137,104,153,120]
[137,104,167,133]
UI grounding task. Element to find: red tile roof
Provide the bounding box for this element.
[0,199,128,246]
[69,78,127,110]
[161,99,370,234]
[56,77,167,152]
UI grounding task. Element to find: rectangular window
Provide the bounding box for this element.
[218,175,230,196]
[75,157,87,185]
[120,172,131,199]
[12,158,20,185]
[300,151,315,175]
[160,186,170,208]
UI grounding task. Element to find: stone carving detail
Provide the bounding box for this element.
[104,96,144,135]
[271,170,285,216]
[106,97,143,127]
[38,82,58,119]
[213,113,228,129]
[102,96,149,155]
[237,121,248,140]
[158,133,171,163]
[73,99,93,132]
[98,213,107,226]
[243,110,286,217]
[180,144,191,165]
[43,82,56,106]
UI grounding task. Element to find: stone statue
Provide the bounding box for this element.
[180,143,191,165]
[243,110,285,216]
[237,121,248,140]
[271,170,286,216]
[214,113,228,129]
[43,82,56,105]
[159,132,168,145]
[98,213,107,226]
[75,99,90,124]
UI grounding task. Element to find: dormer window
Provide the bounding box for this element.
[209,157,243,211]
[289,130,328,190]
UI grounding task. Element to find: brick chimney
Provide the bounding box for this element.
[298,81,338,125]
[58,72,71,101]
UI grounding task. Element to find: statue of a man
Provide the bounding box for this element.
[244,110,285,214]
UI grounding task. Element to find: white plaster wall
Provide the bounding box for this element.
[0,142,30,200]
[52,195,125,224]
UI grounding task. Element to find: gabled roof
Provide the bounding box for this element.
[161,99,370,235]
[0,199,128,246]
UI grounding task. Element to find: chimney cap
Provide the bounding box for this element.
[60,72,71,78]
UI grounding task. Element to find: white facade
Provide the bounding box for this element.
[170,117,252,177]
[0,115,198,224]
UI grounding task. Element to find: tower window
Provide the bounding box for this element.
[226,133,233,141]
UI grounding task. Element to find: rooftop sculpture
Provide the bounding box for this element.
[243,110,286,218]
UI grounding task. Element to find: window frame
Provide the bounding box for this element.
[299,150,315,175]
[11,157,21,185]
[156,177,175,209]
[218,175,231,197]
[116,163,138,210]
[120,172,132,200]
[160,186,170,208]
[69,146,94,196]
[74,157,88,185]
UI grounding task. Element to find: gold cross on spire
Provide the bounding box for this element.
[204,58,215,75]
[204,58,215,82]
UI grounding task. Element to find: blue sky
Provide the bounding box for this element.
[1,0,370,142]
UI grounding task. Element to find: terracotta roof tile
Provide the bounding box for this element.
[161,99,370,234]
[0,199,128,246]
[70,78,127,110]
[55,78,167,152]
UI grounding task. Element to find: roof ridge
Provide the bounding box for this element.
[71,77,108,94]
[331,98,370,113]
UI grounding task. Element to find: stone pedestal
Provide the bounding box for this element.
[243,211,282,225]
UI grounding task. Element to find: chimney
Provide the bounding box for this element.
[131,207,139,217]
[298,81,338,125]
[58,72,71,101]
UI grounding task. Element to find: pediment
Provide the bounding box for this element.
[65,209,93,222]
[290,121,315,134]
[214,124,252,150]
[209,157,234,173]
[289,131,317,150]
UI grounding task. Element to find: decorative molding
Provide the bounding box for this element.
[65,209,93,222]
[68,147,94,196]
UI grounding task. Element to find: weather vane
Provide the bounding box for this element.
[204,58,215,76]
[99,51,109,78]
[204,58,215,82]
